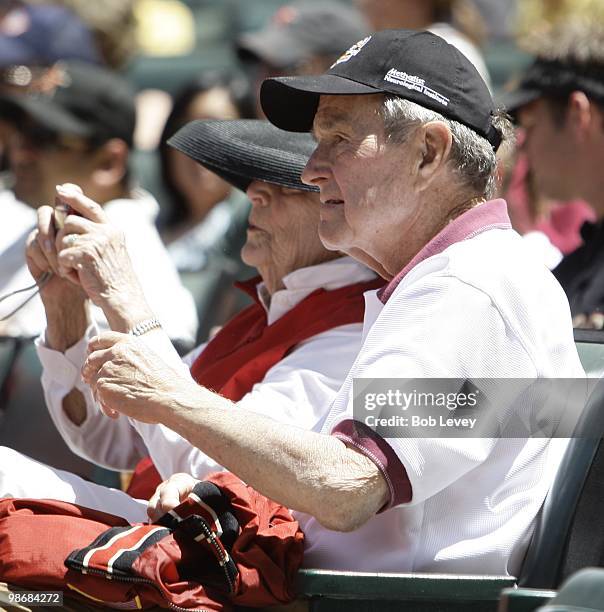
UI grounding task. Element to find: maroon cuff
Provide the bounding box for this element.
[332,419,412,510]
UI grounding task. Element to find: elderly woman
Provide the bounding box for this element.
[0,120,379,522]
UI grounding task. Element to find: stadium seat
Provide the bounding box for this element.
[516,346,604,589]
[574,329,604,376]
[297,569,515,611]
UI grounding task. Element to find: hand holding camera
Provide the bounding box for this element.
[25,184,151,331]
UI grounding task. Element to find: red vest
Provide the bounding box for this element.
[127,275,383,499]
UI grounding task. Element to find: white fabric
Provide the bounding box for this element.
[0,188,198,345]
[35,256,375,480]
[296,227,584,576]
[429,22,491,90]
[522,231,563,270]
[0,447,148,523]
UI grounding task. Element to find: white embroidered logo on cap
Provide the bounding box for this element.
[331,36,371,68]
[384,68,450,107]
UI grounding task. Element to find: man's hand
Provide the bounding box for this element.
[147,473,200,521]
[81,331,198,422]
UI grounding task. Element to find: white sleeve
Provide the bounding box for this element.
[130,323,363,480]
[329,274,538,507]
[105,204,198,347]
[36,324,147,470]
[37,322,193,471]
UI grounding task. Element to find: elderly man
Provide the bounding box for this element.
[506,22,604,327]
[79,30,582,576]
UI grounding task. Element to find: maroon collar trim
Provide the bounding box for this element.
[378,199,511,304]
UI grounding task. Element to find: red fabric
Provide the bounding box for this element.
[0,473,304,610]
[127,275,383,500]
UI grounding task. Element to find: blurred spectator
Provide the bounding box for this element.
[0,61,197,346]
[158,73,254,273]
[354,0,491,87]
[28,0,136,70]
[505,21,604,327]
[237,1,369,116]
[152,74,256,344]
[517,0,604,40]
[472,0,517,41]
[0,1,100,93]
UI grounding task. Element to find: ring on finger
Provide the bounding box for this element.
[64,233,79,247]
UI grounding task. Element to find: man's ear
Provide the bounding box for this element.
[90,139,129,188]
[414,121,452,191]
[566,91,592,142]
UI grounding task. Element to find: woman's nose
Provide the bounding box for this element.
[246,180,272,207]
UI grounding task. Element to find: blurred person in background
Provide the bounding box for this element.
[237,0,369,117]
[0,0,100,189]
[156,74,257,343]
[516,0,604,40]
[26,0,136,70]
[354,0,491,87]
[0,0,100,263]
[158,74,253,273]
[0,0,100,94]
[0,61,197,347]
[505,21,604,328]
[0,119,379,519]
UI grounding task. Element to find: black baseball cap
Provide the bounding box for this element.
[168,119,319,193]
[237,1,369,70]
[0,61,135,146]
[502,58,604,114]
[261,29,502,150]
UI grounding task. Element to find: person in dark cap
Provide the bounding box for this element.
[65,31,581,575]
[505,22,604,328]
[0,60,197,345]
[0,119,379,519]
[237,0,369,116]
[0,1,100,93]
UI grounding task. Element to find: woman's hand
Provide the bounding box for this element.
[25,196,87,308]
[82,331,198,422]
[147,473,200,521]
[53,184,151,328]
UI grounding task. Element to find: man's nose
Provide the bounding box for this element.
[301,146,327,188]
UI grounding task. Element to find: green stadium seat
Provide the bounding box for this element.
[297,569,515,611]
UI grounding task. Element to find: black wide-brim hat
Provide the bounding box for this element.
[168,119,319,193]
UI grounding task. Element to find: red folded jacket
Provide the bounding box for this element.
[0,472,304,610]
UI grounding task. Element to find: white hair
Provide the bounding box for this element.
[379,95,513,199]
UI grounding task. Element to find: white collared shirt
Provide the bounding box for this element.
[36,256,376,480]
[295,201,584,576]
[0,188,198,345]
